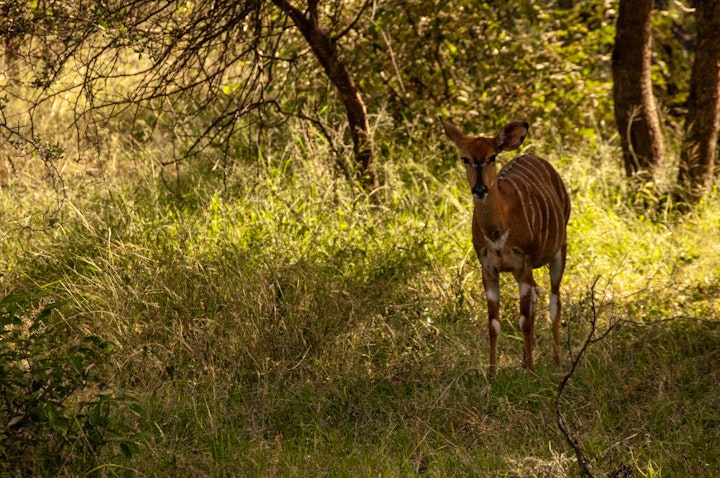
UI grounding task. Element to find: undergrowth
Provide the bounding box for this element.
[1,118,719,476]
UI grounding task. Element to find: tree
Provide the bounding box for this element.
[271,0,378,191]
[612,0,664,178]
[1,0,379,191]
[677,0,720,200]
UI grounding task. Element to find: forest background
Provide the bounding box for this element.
[1,0,719,476]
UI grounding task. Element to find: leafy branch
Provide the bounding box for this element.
[0,95,66,230]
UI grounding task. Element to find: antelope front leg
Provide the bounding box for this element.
[516,260,538,371]
[482,267,501,377]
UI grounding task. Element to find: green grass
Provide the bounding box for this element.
[1,118,719,477]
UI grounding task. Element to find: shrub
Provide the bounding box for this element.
[0,289,142,475]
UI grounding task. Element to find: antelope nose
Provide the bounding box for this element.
[472,184,488,199]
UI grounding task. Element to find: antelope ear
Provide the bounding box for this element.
[496,121,529,151]
[439,117,470,149]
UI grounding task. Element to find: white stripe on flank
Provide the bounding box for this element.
[529,191,538,231]
[509,165,550,245]
[540,172,564,250]
[522,158,566,249]
[502,177,533,240]
[500,155,568,253]
[515,157,565,242]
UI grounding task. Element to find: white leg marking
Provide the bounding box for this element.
[485,287,499,303]
[550,293,559,323]
[529,287,537,316]
[491,318,501,335]
[519,315,525,330]
[549,248,564,285]
[519,282,538,316]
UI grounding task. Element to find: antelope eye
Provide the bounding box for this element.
[488,155,498,163]
[462,157,470,165]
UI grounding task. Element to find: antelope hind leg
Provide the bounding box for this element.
[549,244,567,365]
[516,260,538,371]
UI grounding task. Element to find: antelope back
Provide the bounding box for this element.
[496,153,570,267]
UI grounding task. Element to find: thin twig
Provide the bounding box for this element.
[555,277,601,478]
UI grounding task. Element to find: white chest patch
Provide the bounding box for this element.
[484,230,510,253]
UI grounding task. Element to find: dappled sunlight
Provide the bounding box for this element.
[1,1,719,475]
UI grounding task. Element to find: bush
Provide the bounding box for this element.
[0,289,142,475]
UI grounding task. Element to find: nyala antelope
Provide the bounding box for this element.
[440,118,571,375]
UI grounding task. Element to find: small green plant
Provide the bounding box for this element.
[0,289,142,475]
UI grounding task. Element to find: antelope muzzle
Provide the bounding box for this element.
[472,164,488,200]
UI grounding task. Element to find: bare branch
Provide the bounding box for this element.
[0,98,66,231]
[555,277,601,478]
[332,0,374,41]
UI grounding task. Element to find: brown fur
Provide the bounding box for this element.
[441,119,571,375]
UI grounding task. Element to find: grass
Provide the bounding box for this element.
[1,110,720,477]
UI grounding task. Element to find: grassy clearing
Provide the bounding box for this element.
[1,117,719,477]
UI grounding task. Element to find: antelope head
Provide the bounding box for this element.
[440,119,529,201]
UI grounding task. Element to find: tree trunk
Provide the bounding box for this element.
[271,0,379,192]
[612,0,664,177]
[677,0,720,200]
